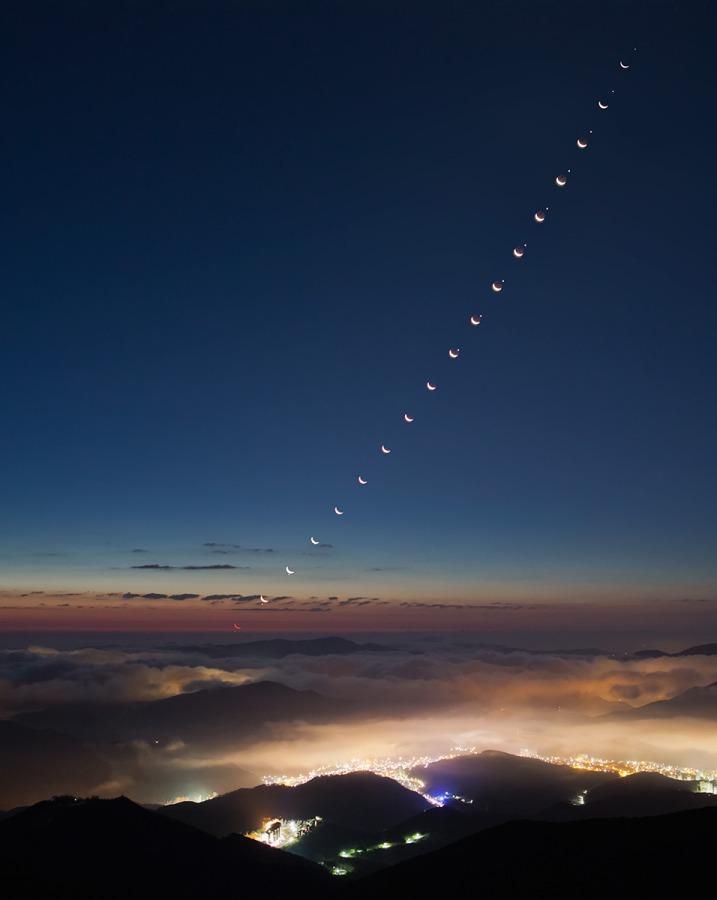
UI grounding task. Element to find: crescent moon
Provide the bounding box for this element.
[334,506,344,515]
[381,445,391,454]
[448,348,460,359]
[555,175,567,187]
[358,476,367,484]
[491,281,503,293]
[310,536,319,545]
[426,382,436,391]
[285,566,294,575]
[534,210,546,223]
[513,246,524,258]
[598,100,608,109]
[470,315,482,326]
[404,413,414,422]
[619,61,629,69]
[233,623,241,630]
[260,595,268,603]
[577,138,588,149]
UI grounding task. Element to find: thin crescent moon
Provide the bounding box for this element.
[426,382,436,391]
[404,413,414,422]
[534,210,546,223]
[470,315,482,326]
[381,445,391,454]
[513,246,524,258]
[233,623,241,630]
[577,138,588,148]
[491,281,503,293]
[620,61,629,69]
[285,566,294,575]
[555,175,567,187]
[448,348,460,359]
[334,506,344,515]
[358,476,367,484]
[310,536,319,545]
[598,101,608,109]
[260,595,268,603]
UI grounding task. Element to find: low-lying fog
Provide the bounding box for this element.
[2,633,716,807]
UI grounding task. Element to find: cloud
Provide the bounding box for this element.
[130,564,246,570]
[4,638,717,807]
[399,601,531,610]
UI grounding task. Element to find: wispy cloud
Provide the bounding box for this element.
[130,564,247,570]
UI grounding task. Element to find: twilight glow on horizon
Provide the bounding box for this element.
[2,1,715,648]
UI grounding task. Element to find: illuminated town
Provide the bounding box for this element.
[261,747,717,801]
[241,748,717,869]
[245,816,323,848]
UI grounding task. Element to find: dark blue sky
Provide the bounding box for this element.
[2,1,716,625]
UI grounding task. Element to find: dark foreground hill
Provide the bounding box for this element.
[0,719,113,809]
[348,806,716,898]
[0,794,333,900]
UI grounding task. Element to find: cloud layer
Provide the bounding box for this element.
[2,635,717,807]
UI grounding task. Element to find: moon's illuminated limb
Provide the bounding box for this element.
[513,246,525,258]
[470,315,482,326]
[285,566,294,575]
[534,210,546,223]
[620,61,629,69]
[598,100,608,109]
[577,138,588,148]
[556,174,567,186]
[381,444,391,454]
[233,623,241,630]
[334,507,344,515]
[310,536,319,545]
[404,413,414,422]
[358,476,367,484]
[426,381,437,391]
[491,281,503,292]
[260,595,268,603]
[448,348,460,359]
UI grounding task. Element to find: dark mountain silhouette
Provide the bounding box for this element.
[0,719,112,809]
[15,679,354,747]
[607,679,717,720]
[413,749,617,816]
[579,771,717,816]
[172,636,395,658]
[160,771,432,836]
[633,643,717,659]
[0,794,333,900]
[349,807,717,898]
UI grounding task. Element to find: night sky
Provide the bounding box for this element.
[2,0,715,642]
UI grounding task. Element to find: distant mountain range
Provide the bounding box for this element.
[170,636,396,658]
[633,643,717,658]
[606,680,717,720]
[14,679,356,746]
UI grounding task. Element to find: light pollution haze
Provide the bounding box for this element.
[1,1,715,651]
